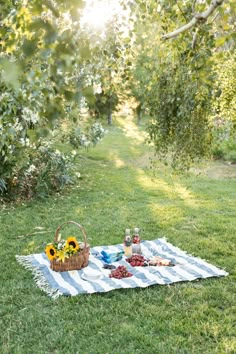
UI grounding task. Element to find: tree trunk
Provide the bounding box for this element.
[108,111,112,125]
[136,103,142,125]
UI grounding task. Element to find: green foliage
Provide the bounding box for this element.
[212,137,236,163]
[210,52,236,162]
[211,52,236,128]
[82,20,128,122]
[2,143,76,200]
[224,141,236,163]
[129,28,215,169]
[89,90,119,119]
[0,1,114,199]
[147,46,213,169]
[0,118,107,200]
[0,82,76,198]
[128,0,236,169]
[67,122,107,148]
[0,0,235,189]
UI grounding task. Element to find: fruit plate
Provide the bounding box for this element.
[126,254,148,267]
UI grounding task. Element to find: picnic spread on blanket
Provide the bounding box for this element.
[16,221,228,298]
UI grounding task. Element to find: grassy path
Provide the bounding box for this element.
[0,116,236,353]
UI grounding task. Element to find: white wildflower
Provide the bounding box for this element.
[19,138,25,146]
[25,138,30,147]
[22,107,39,124]
[28,164,36,173]
[57,240,66,250]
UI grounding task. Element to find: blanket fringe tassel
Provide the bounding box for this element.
[15,255,62,299]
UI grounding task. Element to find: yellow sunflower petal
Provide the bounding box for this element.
[45,244,57,261]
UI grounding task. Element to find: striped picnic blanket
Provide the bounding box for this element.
[16,238,228,298]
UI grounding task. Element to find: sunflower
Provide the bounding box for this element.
[66,236,80,252]
[45,244,57,261]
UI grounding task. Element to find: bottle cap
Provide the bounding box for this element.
[134,228,139,234]
[125,229,130,235]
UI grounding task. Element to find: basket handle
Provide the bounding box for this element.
[54,221,87,247]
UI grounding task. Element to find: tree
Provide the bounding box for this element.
[90,89,119,124]
[127,0,235,168]
[82,20,129,124]
[0,0,107,197]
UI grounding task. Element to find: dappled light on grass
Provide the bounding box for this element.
[114,156,125,168]
[116,115,147,143]
[149,204,184,228]
[136,169,198,209]
[219,338,236,353]
[109,152,126,168]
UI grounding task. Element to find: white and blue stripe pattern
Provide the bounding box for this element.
[16,238,228,298]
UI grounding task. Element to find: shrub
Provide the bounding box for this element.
[2,144,77,200]
[67,122,107,149]
[211,118,236,163]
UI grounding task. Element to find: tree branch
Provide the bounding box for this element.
[191,31,198,49]
[162,0,224,40]
[176,1,188,22]
[192,0,197,15]
[210,11,220,23]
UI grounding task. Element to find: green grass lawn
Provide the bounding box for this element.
[1,115,236,354]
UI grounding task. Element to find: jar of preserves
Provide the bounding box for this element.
[132,227,142,254]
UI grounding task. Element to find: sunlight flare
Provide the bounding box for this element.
[80,0,125,31]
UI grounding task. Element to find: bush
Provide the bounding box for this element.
[67,122,107,149]
[1,143,77,200]
[0,83,106,201]
[211,118,236,163]
[212,138,236,163]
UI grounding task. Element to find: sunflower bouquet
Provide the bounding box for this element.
[45,236,80,263]
[46,221,90,272]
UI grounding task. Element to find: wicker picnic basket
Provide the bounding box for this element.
[50,221,90,272]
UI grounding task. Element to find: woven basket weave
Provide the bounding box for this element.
[50,221,90,272]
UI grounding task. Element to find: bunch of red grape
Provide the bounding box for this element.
[109,265,133,279]
[126,254,145,267]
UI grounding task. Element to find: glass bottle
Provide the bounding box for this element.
[132,227,142,254]
[124,229,132,258]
